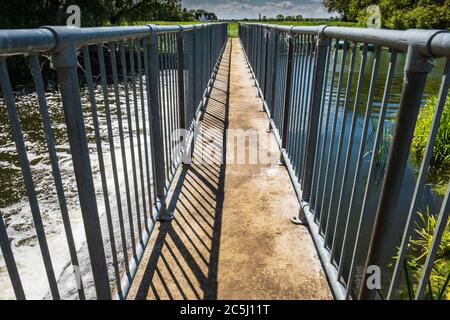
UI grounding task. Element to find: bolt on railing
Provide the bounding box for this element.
[0,23,227,300]
[240,23,450,300]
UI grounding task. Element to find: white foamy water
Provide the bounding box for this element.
[0,72,178,299]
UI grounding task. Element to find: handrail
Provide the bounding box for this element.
[0,22,228,300]
[0,23,217,56]
[244,23,450,56]
[239,22,450,300]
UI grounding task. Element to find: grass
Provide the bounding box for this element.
[397,210,450,300]
[228,22,238,38]
[411,94,450,196]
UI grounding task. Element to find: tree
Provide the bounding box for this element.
[0,0,188,29]
[0,0,110,29]
[379,0,450,29]
[322,0,352,20]
[275,14,285,21]
[191,9,218,21]
[107,0,184,24]
[322,0,450,29]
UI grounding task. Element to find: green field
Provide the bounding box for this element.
[120,20,358,39]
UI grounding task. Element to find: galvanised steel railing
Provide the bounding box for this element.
[240,23,450,300]
[0,23,227,300]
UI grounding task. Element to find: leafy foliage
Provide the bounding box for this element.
[322,0,353,20]
[0,0,208,29]
[322,0,450,29]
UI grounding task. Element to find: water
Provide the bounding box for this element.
[0,73,171,299]
[288,47,447,296]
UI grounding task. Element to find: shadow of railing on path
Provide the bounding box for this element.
[133,41,232,300]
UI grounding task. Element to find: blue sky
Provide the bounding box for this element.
[182,0,333,19]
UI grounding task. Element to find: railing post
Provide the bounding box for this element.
[262,27,270,98]
[209,24,214,84]
[301,26,330,201]
[177,26,186,131]
[359,37,436,300]
[45,27,111,299]
[280,28,295,156]
[177,26,190,166]
[269,29,279,119]
[147,26,169,220]
[255,25,261,89]
[192,25,199,109]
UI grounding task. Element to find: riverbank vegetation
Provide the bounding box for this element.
[395,93,450,300]
[411,94,450,196]
[401,210,450,300]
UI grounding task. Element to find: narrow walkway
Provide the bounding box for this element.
[127,39,331,300]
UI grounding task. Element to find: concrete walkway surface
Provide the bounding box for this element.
[127,39,332,300]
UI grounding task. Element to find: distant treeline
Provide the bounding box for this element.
[0,0,217,29]
[238,15,342,22]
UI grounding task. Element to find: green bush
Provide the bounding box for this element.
[401,210,450,300]
[411,94,450,195]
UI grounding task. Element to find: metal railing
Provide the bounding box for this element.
[0,23,227,299]
[240,23,450,300]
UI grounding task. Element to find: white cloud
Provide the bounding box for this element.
[182,0,332,19]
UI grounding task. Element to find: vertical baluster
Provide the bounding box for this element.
[147,29,169,220]
[138,38,154,215]
[280,29,295,157]
[318,40,348,233]
[389,58,450,299]
[309,41,332,209]
[313,40,339,220]
[359,43,433,299]
[114,41,137,259]
[336,45,382,281]
[49,36,110,298]
[346,49,398,299]
[128,39,146,242]
[81,47,125,299]
[324,43,358,243]
[97,44,131,279]
[0,212,25,299]
[1,57,62,299]
[329,44,368,260]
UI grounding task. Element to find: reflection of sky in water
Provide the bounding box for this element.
[287,46,447,297]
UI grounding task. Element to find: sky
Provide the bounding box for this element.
[182,0,333,20]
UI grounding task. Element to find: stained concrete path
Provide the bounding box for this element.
[127,39,332,300]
